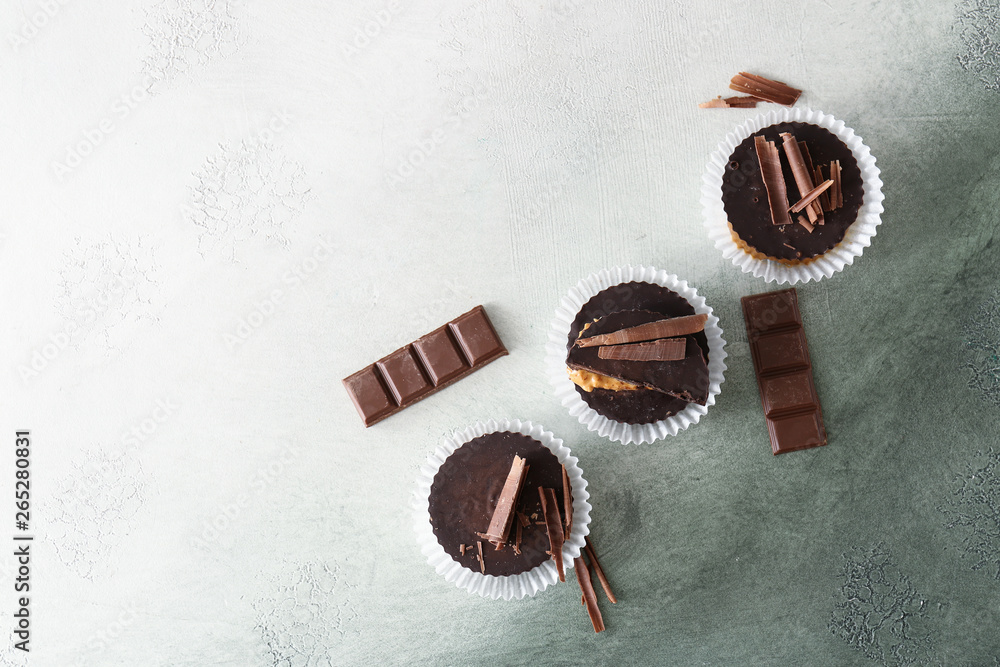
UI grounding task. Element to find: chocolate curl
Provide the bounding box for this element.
[575,313,707,348]
[779,133,823,224]
[754,136,793,226]
[538,487,565,582]
[561,465,573,533]
[831,160,843,209]
[729,72,801,106]
[482,455,529,547]
[790,179,834,214]
[597,338,686,362]
[584,537,617,604]
[574,557,606,632]
[698,95,760,109]
[814,165,832,212]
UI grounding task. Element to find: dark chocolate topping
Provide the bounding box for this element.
[722,122,863,261]
[568,310,709,404]
[428,432,566,576]
[567,282,710,424]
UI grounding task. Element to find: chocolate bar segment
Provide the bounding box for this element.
[741,288,827,455]
[376,347,432,405]
[450,307,506,366]
[342,367,395,426]
[413,326,467,386]
[343,305,507,427]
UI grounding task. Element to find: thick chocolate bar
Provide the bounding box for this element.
[343,305,507,427]
[741,288,826,455]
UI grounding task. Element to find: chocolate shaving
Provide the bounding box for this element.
[575,313,706,347]
[797,216,814,233]
[584,537,617,604]
[561,465,573,533]
[790,179,834,214]
[459,544,466,557]
[476,541,485,574]
[516,511,530,528]
[729,72,801,106]
[482,455,529,547]
[538,487,565,582]
[698,95,760,109]
[513,522,522,555]
[830,160,843,209]
[813,165,831,212]
[754,135,793,226]
[798,141,815,175]
[779,133,823,224]
[597,337,687,361]
[574,556,605,633]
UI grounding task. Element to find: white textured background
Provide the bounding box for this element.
[2,0,998,665]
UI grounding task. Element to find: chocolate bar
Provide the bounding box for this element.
[741,288,827,455]
[343,305,507,427]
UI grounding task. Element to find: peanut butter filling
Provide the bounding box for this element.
[566,368,639,392]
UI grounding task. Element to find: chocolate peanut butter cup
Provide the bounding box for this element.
[546,267,727,445]
[414,419,591,599]
[722,122,862,263]
[702,108,883,284]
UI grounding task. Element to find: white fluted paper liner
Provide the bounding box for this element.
[701,107,884,285]
[412,419,592,600]
[544,266,727,445]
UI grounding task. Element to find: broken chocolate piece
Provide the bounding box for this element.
[790,179,834,214]
[797,216,815,233]
[729,72,802,106]
[561,466,573,533]
[483,455,529,547]
[574,556,606,633]
[568,311,710,405]
[597,338,686,361]
[538,487,565,582]
[575,312,707,347]
[780,133,823,224]
[584,537,617,604]
[476,541,485,574]
[754,135,793,226]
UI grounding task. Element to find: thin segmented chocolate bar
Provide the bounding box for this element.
[741,288,827,455]
[342,305,507,426]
